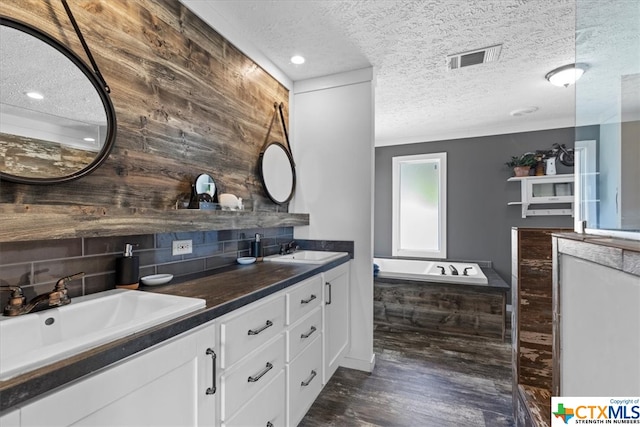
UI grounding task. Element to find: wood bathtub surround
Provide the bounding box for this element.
[0,0,295,239]
[374,270,508,341]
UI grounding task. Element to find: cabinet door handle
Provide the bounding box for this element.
[205,348,216,395]
[248,362,273,383]
[301,369,317,387]
[248,320,273,335]
[300,294,317,304]
[325,282,332,305]
[300,325,317,339]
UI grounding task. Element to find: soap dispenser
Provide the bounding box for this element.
[251,233,263,261]
[116,243,139,290]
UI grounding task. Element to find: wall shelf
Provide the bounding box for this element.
[508,174,574,218]
[0,204,310,243]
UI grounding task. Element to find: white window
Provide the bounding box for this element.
[392,153,447,258]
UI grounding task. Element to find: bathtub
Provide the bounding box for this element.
[373,258,488,285]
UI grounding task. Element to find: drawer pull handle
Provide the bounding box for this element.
[248,362,273,383]
[205,348,216,395]
[325,282,332,305]
[300,294,317,304]
[301,370,317,387]
[248,320,273,335]
[300,325,317,339]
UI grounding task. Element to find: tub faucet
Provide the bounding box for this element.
[463,267,473,276]
[0,272,83,316]
[449,265,459,276]
[436,265,446,275]
[279,241,299,255]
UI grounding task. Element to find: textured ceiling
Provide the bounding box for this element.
[0,26,105,125]
[183,0,589,146]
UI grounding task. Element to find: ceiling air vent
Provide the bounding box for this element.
[447,44,502,70]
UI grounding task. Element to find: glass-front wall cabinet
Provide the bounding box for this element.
[574,0,639,239]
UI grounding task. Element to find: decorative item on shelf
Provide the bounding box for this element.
[545,157,557,175]
[219,193,244,210]
[534,153,545,176]
[505,153,537,177]
[187,184,199,209]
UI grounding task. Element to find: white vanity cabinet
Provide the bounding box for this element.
[14,320,217,427]
[0,409,19,427]
[285,275,324,426]
[323,262,350,382]
[218,294,287,425]
[223,369,286,427]
[3,260,352,427]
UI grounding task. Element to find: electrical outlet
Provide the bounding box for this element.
[172,239,192,256]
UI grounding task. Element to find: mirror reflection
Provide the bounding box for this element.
[0,17,116,184]
[259,142,295,204]
[195,173,217,202]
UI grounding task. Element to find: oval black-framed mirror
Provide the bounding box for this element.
[195,173,217,202]
[259,142,296,205]
[0,16,116,185]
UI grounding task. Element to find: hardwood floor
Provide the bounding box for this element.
[300,325,514,427]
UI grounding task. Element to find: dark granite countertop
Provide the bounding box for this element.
[553,231,640,253]
[0,254,350,413]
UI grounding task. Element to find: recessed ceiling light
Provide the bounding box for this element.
[26,92,44,100]
[291,55,305,65]
[83,137,96,142]
[510,106,539,117]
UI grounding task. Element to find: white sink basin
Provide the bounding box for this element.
[0,289,205,380]
[263,250,347,264]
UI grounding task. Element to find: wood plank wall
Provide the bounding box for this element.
[0,0,289,211]
[511,227,571,427]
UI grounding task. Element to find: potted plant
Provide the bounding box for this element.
[506,153,537,177]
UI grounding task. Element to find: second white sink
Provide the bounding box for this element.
[0,289,205,381]
[263,250,347,264]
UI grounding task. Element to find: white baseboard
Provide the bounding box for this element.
[340,353,376,373]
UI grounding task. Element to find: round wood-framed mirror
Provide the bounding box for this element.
[0,16,116,184]
[259,142,296,205]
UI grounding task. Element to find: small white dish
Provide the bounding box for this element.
[237,257,256,265]
[140,274,174,286]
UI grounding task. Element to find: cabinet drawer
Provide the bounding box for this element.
[220,294,286,368]
[223,369,285,427]
[288,335,323,427]
[287,307,322,362]
[221,334,285,420]
[287,274,323,325]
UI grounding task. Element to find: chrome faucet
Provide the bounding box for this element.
[279,241,299,255]
[449,265,459,276]
[0,272,83,316]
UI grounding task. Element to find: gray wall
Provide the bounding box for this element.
[374,126,600,284]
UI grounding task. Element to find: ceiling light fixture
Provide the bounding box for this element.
[290,55,305,65]
[510,106,539,117]
[545,63,588,88]
[26,92,44,100]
